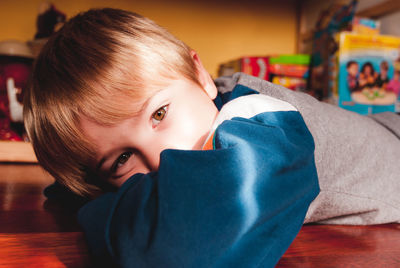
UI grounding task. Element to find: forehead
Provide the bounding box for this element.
[78,81,173,140]
[79,114,136,142]
[79,75,200,132]
[79,82,161,127]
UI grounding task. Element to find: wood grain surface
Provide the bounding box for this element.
[1,163,400,267]
[278,224,400,267]
[0,164,90,267]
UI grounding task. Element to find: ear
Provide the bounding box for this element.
[191,50,218,100]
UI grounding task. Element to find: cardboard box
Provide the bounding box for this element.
[336,32,400,114]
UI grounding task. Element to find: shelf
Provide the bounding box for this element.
[356,0,400,19]
[0,141,37,163]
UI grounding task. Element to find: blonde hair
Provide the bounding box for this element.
[24,8,200,197]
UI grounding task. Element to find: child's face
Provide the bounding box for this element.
[80,57,219,187]
[364,65,372,75]
[347,63,358,77]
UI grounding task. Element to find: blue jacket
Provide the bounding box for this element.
[78,78,319,267]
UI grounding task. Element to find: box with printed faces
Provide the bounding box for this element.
[337,32,400,115]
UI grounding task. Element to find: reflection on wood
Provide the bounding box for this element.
[1,163,400,267]
[0,232,89,267]
[279,224,400,267]
[0,164,91,267]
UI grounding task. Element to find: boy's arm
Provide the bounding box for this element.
[78,108,319,267]
[217,73,400,225]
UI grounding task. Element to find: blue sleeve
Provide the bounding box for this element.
[78,110,319,268]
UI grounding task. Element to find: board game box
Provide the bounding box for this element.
[218,57,269,81]
[337,32,400,114]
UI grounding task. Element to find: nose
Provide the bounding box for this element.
[138,144,162,172]
[144,154,160,172]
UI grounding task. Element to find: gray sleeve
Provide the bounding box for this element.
[216,73,400,225]
[369,112,400,139]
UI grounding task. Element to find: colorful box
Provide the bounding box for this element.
[337,32,400,114]
[218,57,269,81]
[269,64,309,78]
[272,76,307,92]
[269,54,310,65]
[352,17,380,35]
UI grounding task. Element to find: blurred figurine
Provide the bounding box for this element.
[34,2,66,39]
[0,40,34,141]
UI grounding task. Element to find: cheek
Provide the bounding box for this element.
[163,105,211,150]
[168,114,200,149]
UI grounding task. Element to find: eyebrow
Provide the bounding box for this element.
[139,89,163,113]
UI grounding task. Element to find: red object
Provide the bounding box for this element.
[0,58,32,141]
[218,57,270,81]
[241,57,270,81]
[0,119,22,141]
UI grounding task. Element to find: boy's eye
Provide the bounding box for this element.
[152,105,168,126]
[112,151,133,172]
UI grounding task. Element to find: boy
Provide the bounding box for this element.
[24,8,400,267]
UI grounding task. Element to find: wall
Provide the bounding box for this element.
[0,0,298,77]
[379,11,400,36]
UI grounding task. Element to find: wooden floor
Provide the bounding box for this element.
[1,163,400,267]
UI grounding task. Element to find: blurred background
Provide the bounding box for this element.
[0,0,300,77]
[1,0,399,76]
